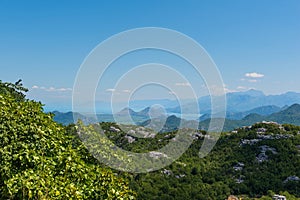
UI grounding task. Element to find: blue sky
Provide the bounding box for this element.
[0,0,300,110]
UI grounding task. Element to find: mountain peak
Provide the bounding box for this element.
[136,107,150,115]
[285,103,300,112]
[227,89,265,98]
[243,89,265,97]
[117,107,135,115]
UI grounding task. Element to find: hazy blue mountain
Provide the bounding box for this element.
[69,99,181,114]
[168,89,300,114]
[226,90,300,111]
[52,111,97,125]
[167,89,266,114]
[200,104,300,131]
[49,90,300,117]
[198,113,265,132]
[111,107,151,124]
[116,107,137,116]
[139,115,180,132]
[139,115,199,132]
[232,105,281,119]
[128,99,180,111]
[53,102,300,132]
[142,104,300,132]
[135,107,151,116]
[153,104,300,132]
[200,105,281,121]
[53,107,154,125]
[268,104,300,124]
[266,92,300,106]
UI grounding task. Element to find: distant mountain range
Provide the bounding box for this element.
[52,107,154,125]
[199,105,282,121]
[139,115,199,133]
[52,111,97,125]
[52,103,300,132]
[167,89,300,114]
[199,103,300,131]
[142,103,300,132]
[52,89,300,132]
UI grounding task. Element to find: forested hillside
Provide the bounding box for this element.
[94,122,300,199]
[0,80,135,199]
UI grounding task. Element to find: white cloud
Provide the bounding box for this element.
[237,86,246,90]
[122,89,131,93]
[56,88,72,92]
[241,72,264,83]
[46,87,72,92]
[31,85,72,92]
[106,88,116,92]
[224,88,237,93]
[175,82,191,87]
[48,87,55,91]
[245,72,264,78]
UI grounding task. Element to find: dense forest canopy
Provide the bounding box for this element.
[0,80,135,199]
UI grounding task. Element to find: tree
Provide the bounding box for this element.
[0,79,28,101]
[0,80,136,199]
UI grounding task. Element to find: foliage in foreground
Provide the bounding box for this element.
[0,80,135,199]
